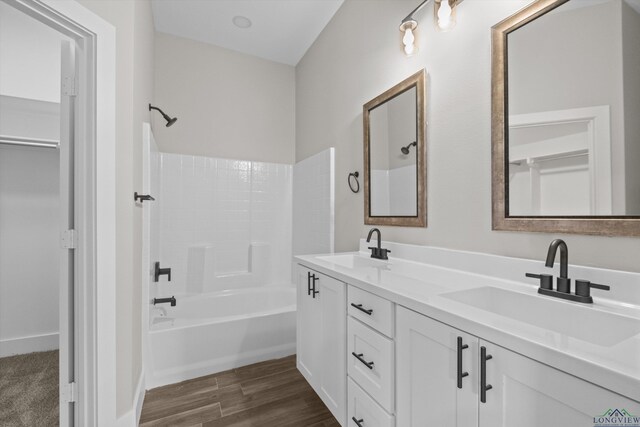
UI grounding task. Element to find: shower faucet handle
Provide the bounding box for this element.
[154,262,172,282]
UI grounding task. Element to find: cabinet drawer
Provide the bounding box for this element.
[348,285,394,337]
[348,317,394,413]
[348,378,394,427]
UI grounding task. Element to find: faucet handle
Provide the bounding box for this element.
[575,280,610,299]
[525,273,553,290]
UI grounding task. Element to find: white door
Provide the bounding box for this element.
[296,266,321,385]
[479,341,640,427]
[59,40,76,427]
[396,307,478,427]
[317,272,346,425]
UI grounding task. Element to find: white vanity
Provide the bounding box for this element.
[295,241,640,427]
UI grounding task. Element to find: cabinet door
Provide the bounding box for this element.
[397,307,478,427]
[317,272,347,425]
[296,266,321,386]
[479,341,640,427]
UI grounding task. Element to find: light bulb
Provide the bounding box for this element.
[437,0,453,30]
[403,27,415,55]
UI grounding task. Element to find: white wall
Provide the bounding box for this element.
[153,32,296,164]
[0,4,63,357]
[295,0,640,273]
[156,153,292,297]
[0,146,59,356]
[293,148,335,256]
[0,2,68,102]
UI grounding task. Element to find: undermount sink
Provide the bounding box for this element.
[317,254,388,269]
[442,287,640,347]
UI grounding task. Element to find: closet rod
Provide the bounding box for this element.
[0,135,59,149]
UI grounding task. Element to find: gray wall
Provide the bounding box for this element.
[154,32,296,164]
[295,0,640,272]
[75,0,155,417]
[623,1,640,215]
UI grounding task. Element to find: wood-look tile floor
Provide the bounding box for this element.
[139,355,341,427]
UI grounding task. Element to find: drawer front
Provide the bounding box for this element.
[348,285,394,337]
[348,317,395,412]
[348,378,395,427]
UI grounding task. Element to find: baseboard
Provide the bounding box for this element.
[0,333,59,357]
[134,371,145,426]
[148,343,296,389]
[115,370,145,427]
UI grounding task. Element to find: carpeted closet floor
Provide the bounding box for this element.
[0,350,59,427]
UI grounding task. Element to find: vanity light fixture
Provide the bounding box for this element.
[400,0,462,55]
[435,0,457,31]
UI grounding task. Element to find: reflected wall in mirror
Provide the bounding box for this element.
[364,69,426,227]
[491,0,640,236]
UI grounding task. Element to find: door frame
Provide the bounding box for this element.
[3,0,117,425]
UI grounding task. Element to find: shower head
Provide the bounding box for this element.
[149,104,178,127]
[401,141,417,155]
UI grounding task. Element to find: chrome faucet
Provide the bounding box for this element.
[526,239,610,304]
[545,239,570,293]
[366,228,390,260]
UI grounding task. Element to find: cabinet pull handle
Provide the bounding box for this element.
[307,272,312,296]
[352,417,365,427]
[311,274,319,298]
[352,352,374,370]
[350,303,373,315]
[457,336,469,389]
[480,346,493,403]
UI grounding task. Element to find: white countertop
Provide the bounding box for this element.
[295,245,640,402]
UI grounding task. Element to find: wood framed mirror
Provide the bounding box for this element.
[364,69,426,227]
[491,0,640,236]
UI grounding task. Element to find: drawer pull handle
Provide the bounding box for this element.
[351,303,373,315]
[480,346,493,403]
[352,417,365,427]
[352,352,374,370]
[457,336,469,389]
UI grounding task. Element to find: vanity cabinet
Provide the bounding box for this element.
[397,306,640,427]
[296,265,346,425]
[396,307,479,427]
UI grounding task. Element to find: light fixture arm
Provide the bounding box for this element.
[401,0,430,24]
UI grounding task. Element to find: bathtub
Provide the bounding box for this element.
[147,286,296,388]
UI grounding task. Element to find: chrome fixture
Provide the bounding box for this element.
[149,104,177,127]
[0,134,59,149]
[401,141,417,155]
[400,0,462,56]
[366,228,391,260]
[525,239,610,304]
[545,238,570,292]
[134,192,155,203]
[153,296,176,307]
[154,262,172,282]
[348,171,360,193]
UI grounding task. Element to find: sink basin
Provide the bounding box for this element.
[316,254,388,269]
[442,287,640,346]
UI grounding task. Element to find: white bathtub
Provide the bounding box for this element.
[147,286,296,388]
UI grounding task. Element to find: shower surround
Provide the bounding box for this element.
[147,151,295,387]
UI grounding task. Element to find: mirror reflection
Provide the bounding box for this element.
[369,87,418,217]
[507,0,640,216]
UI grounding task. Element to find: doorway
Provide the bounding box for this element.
[0,0,117,425]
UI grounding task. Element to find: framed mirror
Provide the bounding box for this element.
[492,0,640,236]
[364,69,426,227]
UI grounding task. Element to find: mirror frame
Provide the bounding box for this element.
[364,69,427,227]
[491,0,640,236]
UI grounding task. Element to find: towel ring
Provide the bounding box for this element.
[348,171,360,193]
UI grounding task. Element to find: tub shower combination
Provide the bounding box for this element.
[145,151,295,388]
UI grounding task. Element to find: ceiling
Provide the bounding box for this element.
[151,0,344,66]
